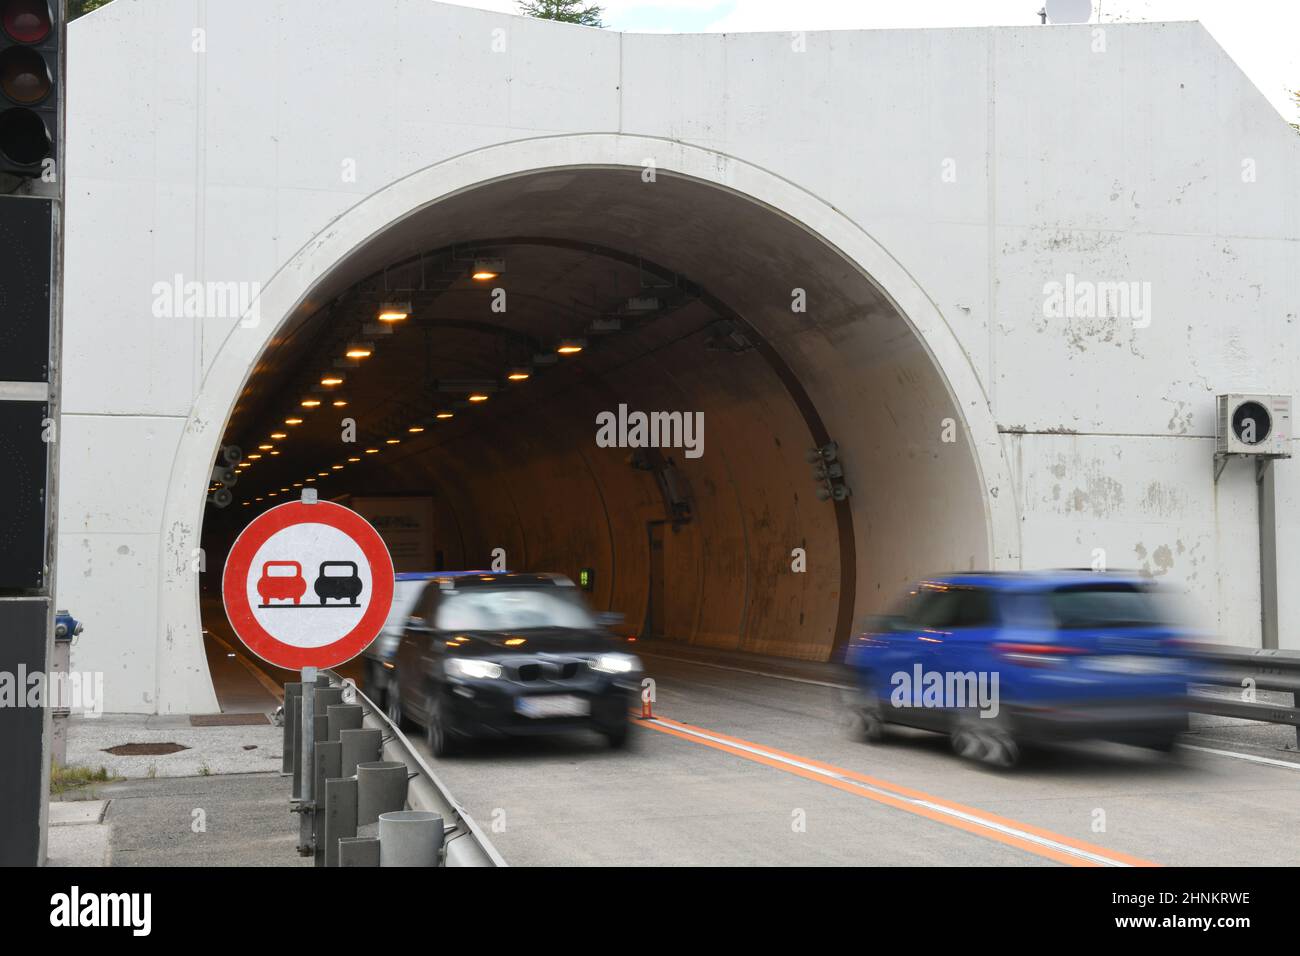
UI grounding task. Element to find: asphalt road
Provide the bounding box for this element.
[405,653,1300,867]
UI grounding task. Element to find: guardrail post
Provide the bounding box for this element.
[357,761,408,826]
[313,741,342,867]
[378,811,444,867]
[339,728,383,777]
[338,836,380,867]
[297,666,317,855]
[282,682,301,776]
[324,776,358,868]
[327,703,364,741]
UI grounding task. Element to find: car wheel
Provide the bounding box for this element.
[951,712,1020,769]
[840,685,887,743]
[425,694,458,758]
[386,679,409,730]
[604,715,632,749]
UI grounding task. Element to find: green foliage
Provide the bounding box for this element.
[50,763,115,795]
[517,0,604,28]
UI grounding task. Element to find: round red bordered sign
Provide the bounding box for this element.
[222,498,395,670]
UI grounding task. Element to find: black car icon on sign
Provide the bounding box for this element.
[315,561,363,606]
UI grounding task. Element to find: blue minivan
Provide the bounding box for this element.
[843,572,1193,767]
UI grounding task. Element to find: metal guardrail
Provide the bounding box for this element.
[327,671,506,867]
[1185,645,1300,747]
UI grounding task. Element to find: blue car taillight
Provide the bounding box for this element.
[993,642,1086,668]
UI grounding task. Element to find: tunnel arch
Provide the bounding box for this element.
[160,134,1020,714]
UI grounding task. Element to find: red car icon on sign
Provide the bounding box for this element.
[258,560,307,605]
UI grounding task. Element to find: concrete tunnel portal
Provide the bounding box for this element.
[195,163,995,688]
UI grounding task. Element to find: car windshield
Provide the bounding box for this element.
[435,587,598,631]
[1046,585,1166,629]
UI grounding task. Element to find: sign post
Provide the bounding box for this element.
[222,489,394,856]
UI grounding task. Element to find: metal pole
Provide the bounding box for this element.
[282,682,301,775]
[356,760,408,826]
[297,665,317,855]
[324,776,358,867]
[378,811,444,867]
[1258,459,1278,651]
[327,703,363,741]
[313,741,341,867]
[339,728,383,777]
[338,836,381,867]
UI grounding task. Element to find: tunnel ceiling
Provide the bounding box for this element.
[223,241,727,502]
[221,168,918,506]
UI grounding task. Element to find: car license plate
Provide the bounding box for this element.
[1080,654,1168,674]
[515,695,590,718]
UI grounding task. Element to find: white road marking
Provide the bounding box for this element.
[1180,743,1300,771]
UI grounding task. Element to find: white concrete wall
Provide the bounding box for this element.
[58,1,1300,712]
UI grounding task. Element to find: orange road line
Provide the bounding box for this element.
[638,714,1158,868]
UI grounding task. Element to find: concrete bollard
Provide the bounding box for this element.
[378,811,444,867]
[339,728,383,777]
[282,683,302,776]
[313,741,341,867]
[327,703,364,742]
[324,776,358,868]
[356,761,408,826]
[338,836,381,868]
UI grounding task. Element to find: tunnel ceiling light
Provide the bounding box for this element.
[471,258,505,281]
[292,482,303,488]
[386,438,401,445]
[365,447,379,454]
[270,432,287,440]
[468,393,489,403]
[301,398,321,408]
[247,454,262,460]
[255,497,263,502]
[258,444,273,450]
[280,487,289,492]
[242,501,250,506]
[318,471,329,476]
[305,477,316,483]
[333,399,348,407]
[348,457,361,463]
[285,417,304,425]
[408,426,425,433]
[556,339,586,355]
[435,411,454,420]
[377,301,411,323]
[320,375,344,387]
[268,492,278,497]
[269,450,280,456]
[332,464,344,470]
[345,344,372,359]
[506,367,531,382]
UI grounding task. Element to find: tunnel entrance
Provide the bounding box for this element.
[164,138,1010,713]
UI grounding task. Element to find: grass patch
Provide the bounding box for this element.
[50,763,120,795]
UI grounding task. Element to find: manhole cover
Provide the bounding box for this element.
[190,713,270,727]
[103,742,191,756]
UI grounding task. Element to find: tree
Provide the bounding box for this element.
[517,0,604,28]
[68,0,113,20]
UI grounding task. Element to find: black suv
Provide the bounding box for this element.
[386,572,642,755]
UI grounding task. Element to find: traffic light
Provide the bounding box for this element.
[0,0,58,178]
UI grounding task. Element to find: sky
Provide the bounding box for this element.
[445,0,1300,123]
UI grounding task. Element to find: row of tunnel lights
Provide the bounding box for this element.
[236,273,587,506]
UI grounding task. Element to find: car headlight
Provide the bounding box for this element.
[446,658,503,680]
[591,653,641,674]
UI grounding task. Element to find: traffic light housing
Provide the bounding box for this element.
[0,0,57,178]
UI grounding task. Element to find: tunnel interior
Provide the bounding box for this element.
[200,169,990,665]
